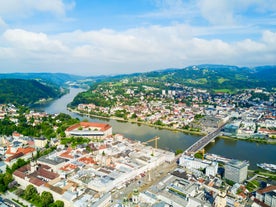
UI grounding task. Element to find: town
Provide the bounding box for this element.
[75,78,276,142]
[0,103,275,207]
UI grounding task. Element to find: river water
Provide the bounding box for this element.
[35,88,276,170]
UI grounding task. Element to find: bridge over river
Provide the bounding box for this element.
[185,122,229,155]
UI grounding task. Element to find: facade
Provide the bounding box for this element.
[256,185,276,207]
[34,137,48,148]
[224,160,249,183]
[65,122,112,139]
[206,162,218,177]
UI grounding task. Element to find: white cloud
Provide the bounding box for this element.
[197,0,276,25]
[0,25,275,75]
[4,29,67,52]
[0,0,74,19]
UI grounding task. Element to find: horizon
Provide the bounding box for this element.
[0,64,275,77]
[0,1,275,76]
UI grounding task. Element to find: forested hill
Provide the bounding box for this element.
[0,79,61,105]
[0,73,84,86]
[142,65,276,92]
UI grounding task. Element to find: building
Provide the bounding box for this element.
[224,160,249,183]
[206,162,218,177]
[5,146,36,167]
[65,122,112,139]
[34,137,48,148]
[179,155,211,170]
[256,185,276,207]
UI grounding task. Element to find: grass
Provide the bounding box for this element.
[218,78,229,84]
[214,89,234,94]
[186,78,207,85]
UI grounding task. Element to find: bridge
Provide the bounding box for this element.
[185,122,228,155]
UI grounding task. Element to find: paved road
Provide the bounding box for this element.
[185,122,229,154]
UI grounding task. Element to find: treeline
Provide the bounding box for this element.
[0,111,79,138]
[15,184,64,207]
[0,79,61,105]
[0,159,29,192]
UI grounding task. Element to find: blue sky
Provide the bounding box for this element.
[0,0,275,75]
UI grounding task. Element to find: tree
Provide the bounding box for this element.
[24,185,38,200]
[50,200,64,207]
[40,191,54,207]
[3,173,13,187]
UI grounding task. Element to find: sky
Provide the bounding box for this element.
[0,0,275,76]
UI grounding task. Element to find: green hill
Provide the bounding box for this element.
[142,64,276,92]
[0,79,61,105]
[0,73,84,86]
[71,64,276,107]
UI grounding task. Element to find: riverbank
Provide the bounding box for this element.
[217,135,276,144]
[68,108,276,145]
[67,108,206,136]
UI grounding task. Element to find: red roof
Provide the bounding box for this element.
[5,152,24,162]
[13,163,59,186]
[6,146,35,155]
[78,157,96,165]
[5,147,35,162]
[60,163,77,171]
[257,185,276,194]
[59,148,74,159]
[66,122,111,132]
[29,177,45,186]
[259,128,276,134]
[253,198,270,207]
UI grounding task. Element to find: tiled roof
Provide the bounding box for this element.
[5,152,24,162]
[253,198,270,207]
[13,163,59,186]
[37,168,59,180]
[66,122,111,132]
[29,177,45,186]
[257,185,276,195]
[60,163,77,171]
[6,146,35,155]
[59,148,74,159]
[78,157,96,165]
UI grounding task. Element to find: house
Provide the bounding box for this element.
[5,146,36,166]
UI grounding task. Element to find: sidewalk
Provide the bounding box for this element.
[2,191,32,207]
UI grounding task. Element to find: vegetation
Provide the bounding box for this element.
[175,149,184,155]
[61,137,90,148]
[71,65,276,109]
[19,185,64,207]
[194,152,204,159]
[0,79,61,105]
[0,72,83,87]
[0,159,29,193]
[0,112,79,138]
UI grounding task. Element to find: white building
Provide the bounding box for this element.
[65,122,112,139]
[225,160,249,183]
[206,162,218,177]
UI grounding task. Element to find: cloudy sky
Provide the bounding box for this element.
[0,0,275,75]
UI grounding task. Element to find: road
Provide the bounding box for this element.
[185,122,229,154]
[1,191,32,207]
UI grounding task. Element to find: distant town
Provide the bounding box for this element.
[74,78,276,144]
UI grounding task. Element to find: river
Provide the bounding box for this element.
[35,88,276,170]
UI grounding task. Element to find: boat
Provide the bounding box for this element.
[257,163,276,173]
